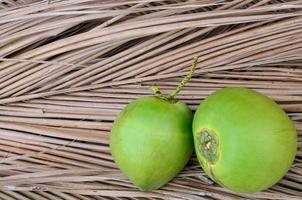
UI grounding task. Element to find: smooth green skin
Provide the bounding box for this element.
[193,88,297,193]
[110,96,193,191]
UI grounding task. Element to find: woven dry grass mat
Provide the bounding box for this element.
[0,0,302,199]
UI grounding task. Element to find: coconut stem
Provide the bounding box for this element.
[167,56,198,100]
[151,56,198,102]
[151,85,169,101]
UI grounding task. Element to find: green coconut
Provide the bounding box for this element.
[193,87,297,193]
[110,58,198,191]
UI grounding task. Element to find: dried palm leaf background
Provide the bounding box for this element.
[0,0,302,199]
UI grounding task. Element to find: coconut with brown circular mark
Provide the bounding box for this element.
[193,87,297,193]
